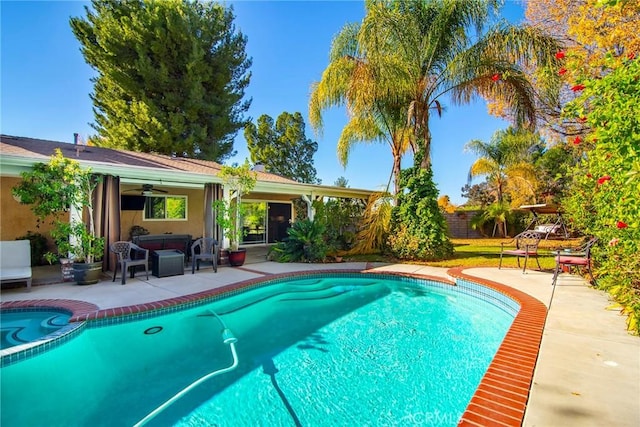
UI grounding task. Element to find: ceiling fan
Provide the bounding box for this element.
[124,184,168,196]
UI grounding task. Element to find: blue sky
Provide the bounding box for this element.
[1,0,524,205]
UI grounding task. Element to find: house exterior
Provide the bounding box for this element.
[0,134,374,269]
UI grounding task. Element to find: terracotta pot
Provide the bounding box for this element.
[228,249,247,267]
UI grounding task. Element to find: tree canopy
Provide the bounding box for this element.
[490,0,640,141]
[244,112,320,184]
[465,127,542,207]
[71,0,251,162]
[310,0,561,172]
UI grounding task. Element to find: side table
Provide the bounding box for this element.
[152,249,185,278]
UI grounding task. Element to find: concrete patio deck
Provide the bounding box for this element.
[1,257,638,426]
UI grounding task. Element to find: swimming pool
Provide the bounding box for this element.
[0,308,71,350]
[1,273,518,426]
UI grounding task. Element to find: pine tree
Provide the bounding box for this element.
[71,0,251,162]
[244,112,320,184]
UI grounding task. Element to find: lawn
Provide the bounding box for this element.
[346,237,583,270]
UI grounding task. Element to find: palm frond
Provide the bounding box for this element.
[337,116,384,167]
[350,192,393,255]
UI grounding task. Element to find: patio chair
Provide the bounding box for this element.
[552,237,598,286]
[191,237,218,274]
[499,230,543,273]
[110,241,149,285]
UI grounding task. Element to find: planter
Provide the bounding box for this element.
[73,261,103,285]
[228,248,247,267]
[218,249,230,266]
[60,258,75,282]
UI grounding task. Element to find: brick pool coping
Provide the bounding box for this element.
[448,267,547,427]
[1,267,547,425]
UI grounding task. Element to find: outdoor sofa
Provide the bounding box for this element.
[131,234,192,263]
[0,240,32,291]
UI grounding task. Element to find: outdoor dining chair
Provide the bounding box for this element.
[191,237,218,274]
[551,237,598,286]
[498,230,543,273]
[110,241,149,285]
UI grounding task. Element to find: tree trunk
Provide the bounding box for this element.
[393,153,402,195]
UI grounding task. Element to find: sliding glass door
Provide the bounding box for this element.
[240,201,292,244]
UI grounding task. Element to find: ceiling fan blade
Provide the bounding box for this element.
[124,184,168,195]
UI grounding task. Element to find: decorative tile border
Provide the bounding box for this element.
[448,267,548,427]
[0,267,547,426]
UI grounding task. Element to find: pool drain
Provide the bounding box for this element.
[144,326,163,335]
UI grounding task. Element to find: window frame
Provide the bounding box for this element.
[143,195,188,221]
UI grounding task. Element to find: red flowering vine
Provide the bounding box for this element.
[573,136,582,145]
[558,67,567,75]
[616,221,628,229]
[491,73,500,82]
[597,175,611,185]
[555,51,566,59]
[572,84,586,92]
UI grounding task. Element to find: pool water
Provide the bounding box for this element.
[0,276,514,426]
[0,309,71,350]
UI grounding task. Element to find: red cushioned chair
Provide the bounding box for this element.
[551,237,598,286]
[499,230,543,273]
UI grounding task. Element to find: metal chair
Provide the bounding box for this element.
[191,237,218,274]
[498,230,543,273]
[552,237,598,286]
[110,241,149,285]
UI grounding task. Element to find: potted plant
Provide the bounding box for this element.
[12,149,105,285]
[213,160,257,266]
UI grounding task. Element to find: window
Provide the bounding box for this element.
[144,196,187,221]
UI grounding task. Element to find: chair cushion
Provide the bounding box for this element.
[556,256,589,265]
[503,250,537,256]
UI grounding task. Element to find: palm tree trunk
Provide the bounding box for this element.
[392,150,402,196]
[417,108,432,170]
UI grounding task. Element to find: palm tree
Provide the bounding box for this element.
[465,127,540,205]
[311,0,561,172]
[310,23,414,196]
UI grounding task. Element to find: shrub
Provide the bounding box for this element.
[16,231,48,266]
[388,167,453,261]
[269,219,328,262]
[313,197,364,253]
[562,53,639,334]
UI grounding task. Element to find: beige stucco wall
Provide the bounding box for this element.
[3,178,207,243]
[0,176,63,245]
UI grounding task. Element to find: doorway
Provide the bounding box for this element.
[267,202,291,243]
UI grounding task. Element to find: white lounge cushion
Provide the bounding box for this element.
[1,240,32,291]
[0,267,32,281]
